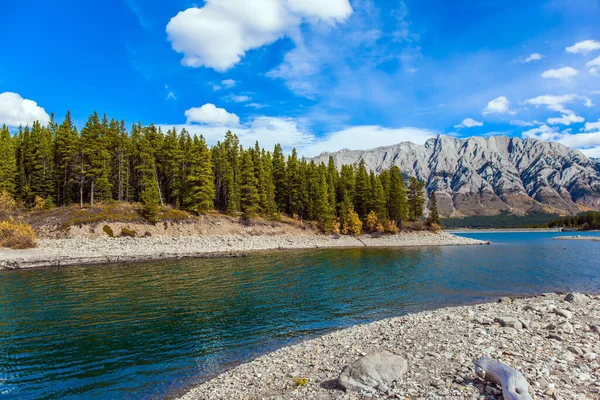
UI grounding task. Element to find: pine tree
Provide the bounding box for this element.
[272,144,287,212]
[287,148,302,217]
[426,191,441,226]
[239,150,260,218]
[159,128,183,206]
[0,125,17,195]
[54,111,78,205]
[80,112,111,205]
[407,176,426,221]
[136,128,161,221]
[185,136,215,213]
[388,166,408,226]
[371,172,387,221]
[29,121,55,201]
[261,150,278,219]
[354,159,370,219]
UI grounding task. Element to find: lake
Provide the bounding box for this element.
[1,231,599,399]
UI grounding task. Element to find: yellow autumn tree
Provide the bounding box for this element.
[366,210,384,233]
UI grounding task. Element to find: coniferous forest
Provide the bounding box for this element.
[0,112,436,233]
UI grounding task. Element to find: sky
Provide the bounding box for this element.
[1,0,600,157]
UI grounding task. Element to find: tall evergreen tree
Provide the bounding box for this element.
[272,144,287,212]
[54,111,78,205]
[80,112,111,205]
[0,125,17,195]
[287,148,303,217]
[239,150,260,218]
[407,177,426,221]
[388,166,408,225]
[426,191,441,226]
[354,159,370,219]
[185,136,215,213]
[29,121,55,201]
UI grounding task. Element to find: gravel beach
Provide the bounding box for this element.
[0,231,486,270]
[553,236,600,242]
[178,293,599,400]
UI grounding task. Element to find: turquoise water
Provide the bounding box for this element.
[1,231,599,399]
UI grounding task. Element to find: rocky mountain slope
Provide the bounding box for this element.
[311,135,600,217]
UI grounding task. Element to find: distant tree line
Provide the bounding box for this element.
[0,111,438,233]
[548,212,600,231]
[442,211,560,229]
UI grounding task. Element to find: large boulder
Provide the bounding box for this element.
[564,292,589,306]
[338,351,407,393]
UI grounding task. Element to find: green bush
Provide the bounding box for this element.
[102,225,114,237]
[120,227,137,238]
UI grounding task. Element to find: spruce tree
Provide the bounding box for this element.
[426,190,441,226]
[272,144,287,213]
[0,125,17,195]
[287,148,302,217]
[371,172,387,220]
[388,166,408,226]
[80,112,111,205]
[407,176,426,221]
[239,150,260,218]
[354,159,370,219]
[29,121,55,201]
[185,136,215,213]
[261,150,278,219]
[54,111,78,205]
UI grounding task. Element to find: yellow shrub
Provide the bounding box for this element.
[0,219,37,249]
[0,191,17,213]
[342,207,363,235]
[384,220,399,234]
[365,211,384,233]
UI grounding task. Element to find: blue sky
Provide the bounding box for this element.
[1,0,600,156]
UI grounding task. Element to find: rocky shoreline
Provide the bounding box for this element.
[553,236,600,242]
[0,231,486,270]
[178,293,599,400]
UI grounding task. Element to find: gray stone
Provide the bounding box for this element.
[564,292,589,306]
[557,321,574,334]
[495,316,523,330]
[554,308,573,319]
[566,346,583,356]
[338,351,408,393]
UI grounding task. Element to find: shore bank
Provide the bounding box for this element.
[178,293,599,400]
[553,235,600,242]
[0,231,486,270]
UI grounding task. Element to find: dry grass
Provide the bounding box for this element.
[0,219,37,249]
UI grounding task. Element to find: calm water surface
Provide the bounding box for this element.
[1,231,600,399]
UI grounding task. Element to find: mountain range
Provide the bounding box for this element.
[311,135,600,217]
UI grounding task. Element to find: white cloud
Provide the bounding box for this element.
[454,118,483,128]
[298,126,437,157]
[166,0,352,71]
[547,113,584,126]
[286,0,352,21]
[510,120,542,127]
[523,124,600,156]
[586,55,600,76]
[524,94,593,113]
[581,147,600,158]
[162,107,436,157]
[585,119,600,131]
[541,67,579,81]
[482,96,515,115]
[566,39,600,54]
[160,117,313,152]
[224,94,251,103]
[221,79,236,88]
[0,92,50,127]
[525,53,544,63]
[184,104,240,125]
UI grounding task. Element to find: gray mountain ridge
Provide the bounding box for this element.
[310,135,600,217]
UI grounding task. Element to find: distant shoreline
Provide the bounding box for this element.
[552,235,600,242]
[0,231,488,271]
[446,228,562,233]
